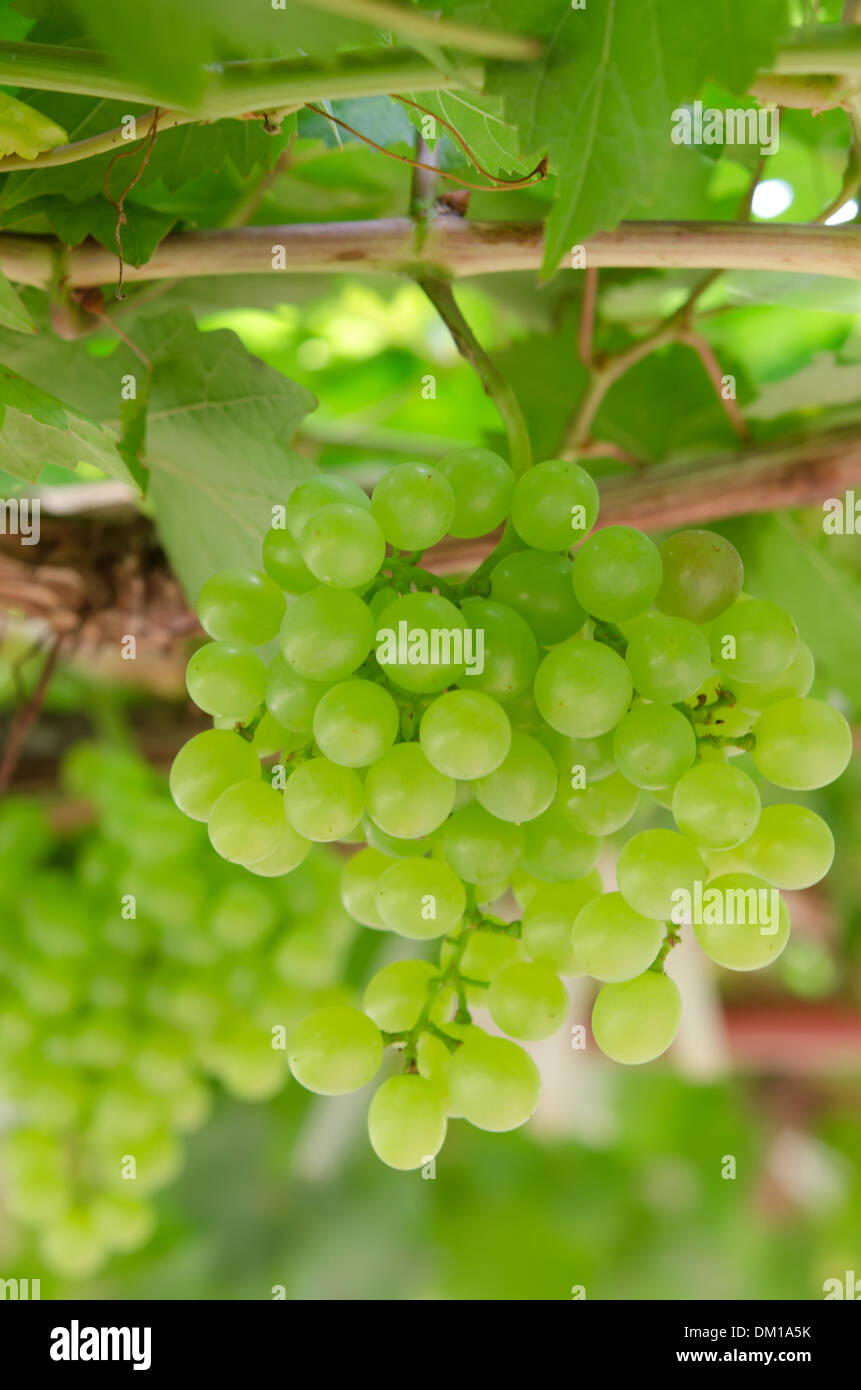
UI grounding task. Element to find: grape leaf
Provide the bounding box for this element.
[0,268,35,333]
[401,89,528,176]
[127,310,319,598]
[0,92,67,160]
[0,362,134,485]
[39,196,175,267]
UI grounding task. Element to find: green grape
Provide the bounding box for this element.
[211,880,278,949]
[186,640,266,721]
[672,762,761,849]
[363,960,438,1030]
[288,1005,382,1094]
[419,689,511,779]
[362,814,434,859]
[544,727,617,784]
[219,710,303,758]
[312,679,398,767]
[442,802,523,883]
[490,550,586,645]
[243,821,310,877]
[625,614,712,703]
[616,828,705,919]
[474,731,558,823]
[299,502,386,589]
[592,971,682,1064]
[571,892,664,982]
[439,928,525,982]
[285,474,371,543]
[446,1033,540,1131]
[457,598,538,700]
[91,1193,155,1254]
[374,591,468,693]
[752,697,852,790]
[534,638,633,737]
[374,857,465,938]
[439,446,514,538]
[522,804,601,883]
[725,638,815,712]
[559,769,640,835]
[262,525,316,594]
[39,1205,107,1279]
[197,567,286,644]
[488,961,568,1040]
[368,584,398,620]
[370,461,455,549]
[283,757,363,842]
[573,526,662,621]
[612,701,696,790]
[510,458,599,551]
[522,872,603,973]
[368,1075,447,1170]
[207,780,285,865]
[693,872,790,970]
[416,1032,453,1098]
[499,685,544,733]
[744,804,834,889]
[709,598,798,683]
[202,1018,288,1101]
[365,743,455,838]
[656,529,743,623]
[280,586,374,682]
[265,653,330,732]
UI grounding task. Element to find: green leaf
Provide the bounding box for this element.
[401,89,528,176]
[129,310,319,598]
[0,268,35,334]
[0,91,67,160]
[0,362,134,486]
[39,196,175,267]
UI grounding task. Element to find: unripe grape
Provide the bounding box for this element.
[752,697,851,789]
[616,828,704,920]
[744,804,834,889]
[312,679,399,766]
[374,590,467,693]
[374,857,465,938]
[612,701,696,790]
[457,598,539,700]
[284,757,363,842]
[288,1005,382,1094]
[572,892,664,982]
[280,586,374,682]
[625,614,711,704]
[521,875,603,972]
[265,653,330,732]
[592,971,681,1064]
[262,525,316,594]
[371,461,455,549]
[522,804,601,883]
[169,730,261,822]
[442,802,523,883]
[693,872,790,970]
[439,446,514,537]
[243,821,310,877]
[510,458,599,551]
[186,641,266,721]
[488,961,568,1040]
[534,638,633,738]
[368,1075,447,1169]
[725,638,814,712]
[363,960,439,1030]
[300,502,386,589]
[340,847,393,928]
[573,526,662,621]
[491,550,586,645]
[420,689,511,779]
[365,743,455,838]
[475,731,558,823]
[207,780,285,865]
[447,1033,540,1131]
[197,567,286,644]
[672,762,761,849]
[285,474,370,543]
[559,769,640,835]
[709,599,798,683]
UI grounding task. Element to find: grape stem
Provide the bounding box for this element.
[236,705,267,742]
[649,927,682,972]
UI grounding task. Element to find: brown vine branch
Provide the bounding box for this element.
[0,631,66,796]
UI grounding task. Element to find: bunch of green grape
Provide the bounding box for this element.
[172,449,851,1171]
[0,744,357,1278]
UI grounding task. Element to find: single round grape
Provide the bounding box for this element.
[672,762,761,849]
[442,802,523,883]
[612,701,696,790]
[572,892,664,982]
[475,731,558,823]
[488,961,568,1041]
[299,502,386,589]
[243,821,310,877]
[490,550,586,645]
[280,586,374,682]
[169,729,260,822]
[440,929,525,982]
[265,653,330,732]
[693,872,790,970]
[522,804,601,883]
[447,1033,540,1131]
[370,461,455,549]
[262,525,316,594]
[374,857,465,938]
[534,639,633,738]
[197,567,286,644]
[573,526,662,621]
[365,743,455,838]
[439,446,514,538]
[285,474,370,543]
[559,769,640,835]
[752,697,852,790]
[616,828,705,919]
[725,638,815,712]
[419,689,511,780]
[363,960,439,1030]
[340,847,394,928]
[709,598,797,683]
[510,459,599,551]
[368,1075,447,1170]
[656,530,743,623]
[283,757,363,842]
[543,727,617,784]
[625,614,712,704]
[592,971,681,1064]
[186,640,266,721]
[374,590,468,693]
[744,804,834,889]
[288,1005,382,1094]
[312,679,399,766]
[207,780,285,865]
[457,598,539,700]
